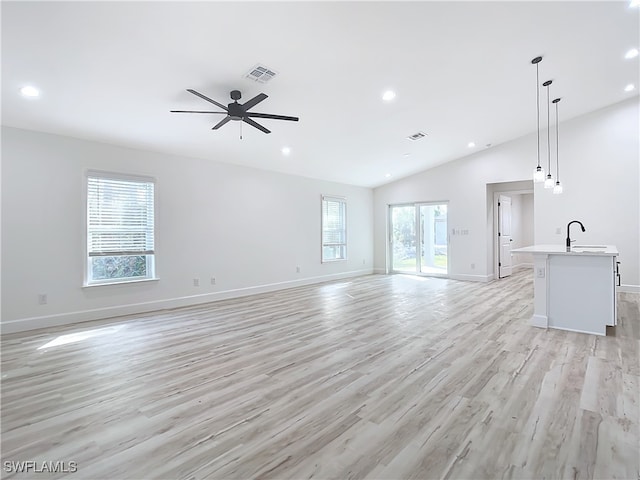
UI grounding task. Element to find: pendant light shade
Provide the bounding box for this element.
[532,57,545,183]
[543,80,554,188]
[552,97,563,194]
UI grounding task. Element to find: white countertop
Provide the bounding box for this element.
[512,244,618,256]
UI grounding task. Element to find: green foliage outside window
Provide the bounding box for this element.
[91,255,147,281]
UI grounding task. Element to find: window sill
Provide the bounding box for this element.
[322,259,347,263]
[83,277,160,288]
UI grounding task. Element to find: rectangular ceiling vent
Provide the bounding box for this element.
[406,131,427,141]
[245,64,277,84]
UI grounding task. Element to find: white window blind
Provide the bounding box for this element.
[322,195,347,262]
[87,175,155,257]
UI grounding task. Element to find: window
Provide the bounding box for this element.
[321,195,347,262]
[86,172,155,285]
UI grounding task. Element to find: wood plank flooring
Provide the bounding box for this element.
[1,270,639,479]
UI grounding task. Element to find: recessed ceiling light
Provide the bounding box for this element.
[382,90,396,101]
[385,173,392,178]
[281,147,291,155]
[625,48,639,59]
[624,84,636,92]
[468,142,476,148]
[20,85,40,98]
[403,153,411,157]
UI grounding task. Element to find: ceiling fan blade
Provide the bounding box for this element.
[186,89,228,111]
[170,110,227,114]
[242,117,271,134]
[247,112,299,122]
[212,116,232,130]
[242,93,268,111]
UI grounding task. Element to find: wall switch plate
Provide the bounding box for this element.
[296,266,300,273]
[193,278,200,287]
[536,267,545,278]
[210,277,216,285]
[38,294,47,305]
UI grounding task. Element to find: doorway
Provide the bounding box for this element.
[490,188,534,280]
[390,203,448,276]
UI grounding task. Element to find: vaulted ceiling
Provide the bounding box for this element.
[2,1,638,187]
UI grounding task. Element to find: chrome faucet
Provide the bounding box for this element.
[566,220,586,249]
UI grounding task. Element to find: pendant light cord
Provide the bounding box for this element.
[555,102,560,181]
[546,84,551,173]
[536,63,541,168]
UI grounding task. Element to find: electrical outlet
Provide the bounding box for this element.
[555,227,561,235]
[193,278,200,287]
[471,263,475,270]
[38,294,47,305]
[210,277,216,285]
[536,267,545,278]
[362,259,366,265]
[296,266,301,273]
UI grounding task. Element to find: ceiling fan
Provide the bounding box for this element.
[171,89,299,134]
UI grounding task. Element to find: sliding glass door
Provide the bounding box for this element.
[390,203,448,275]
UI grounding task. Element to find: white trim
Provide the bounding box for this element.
[530,314,548,329]
[449,273,493,282]
[546,325,606,337]
[0,269,373,334]
[373,268,386,274]
[82,277,160,288]
[618,284,640,293]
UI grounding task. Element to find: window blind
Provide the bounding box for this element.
[87,175,155,257]
[322,196,346,261]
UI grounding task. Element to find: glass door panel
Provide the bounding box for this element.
[390,205,417,272]
[419,204,448,274]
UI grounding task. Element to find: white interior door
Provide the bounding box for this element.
[498,194,513,278]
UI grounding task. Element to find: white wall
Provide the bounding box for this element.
[373,97,640,290]
[1,127,374,332]
[510,193,534,267]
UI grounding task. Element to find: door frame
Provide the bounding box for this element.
[388,201,449,277]
[492,189,533,280]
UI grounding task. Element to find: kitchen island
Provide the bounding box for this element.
[511,244,619,336]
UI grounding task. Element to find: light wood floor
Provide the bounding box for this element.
[1,270,639,479]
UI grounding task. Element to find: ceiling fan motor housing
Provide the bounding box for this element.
[228,102,244,120]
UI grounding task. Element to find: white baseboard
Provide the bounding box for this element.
[530,314,548,329]
[373,268,386,274]
[449,273,493,283]
[1,269,373,335]
[618,284,640,293]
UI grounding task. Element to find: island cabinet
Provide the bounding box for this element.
[510,245,619,336]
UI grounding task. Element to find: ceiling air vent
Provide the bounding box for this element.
[245,64,277,84]
[406,131,427,141]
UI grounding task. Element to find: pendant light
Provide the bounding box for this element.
[531,57,545,182]
[552,97,563,194]
[543,80,554,188]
